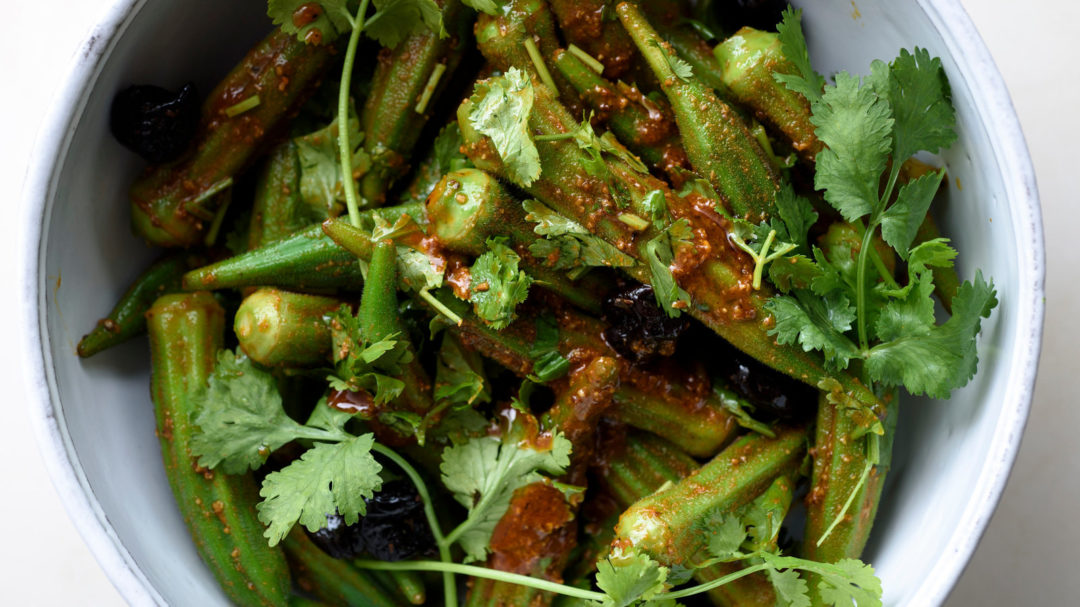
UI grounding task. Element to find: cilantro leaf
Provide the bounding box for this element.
[294,106,370,219]
[192,350,307,474]
[768,254,821,293]
[463,0,501,15]
[879,169,944,258]
[594,554,669,607]
[704,513,748,561]
[434,333,491,407]
[712,386,776,438]
[864,271,997,398]
[257,434,383,546]
[774,8,825,104]
[326,305,413,404]
[364,0,445,48]
[767,291,860,369]
[873,270,936,342]
[883,47,957,163]
[768,568,811,607]
[649,39,693,81]
[469,68,542,187]
[528,313,571,383]
[524,199,635,276]
[773,183,818,251]
[469,238,533,330]
[268,0,352,45]
[812,71,894,222]
[759,554,881,607]
[644,219,693,317]
[439,424,572,561]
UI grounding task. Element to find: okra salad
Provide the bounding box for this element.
[82,0,998,605]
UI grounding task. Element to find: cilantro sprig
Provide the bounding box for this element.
[468,237,533,329]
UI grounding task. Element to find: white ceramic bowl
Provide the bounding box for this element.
[20,1,1043,605]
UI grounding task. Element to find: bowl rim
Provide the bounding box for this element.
[18,1,1044,605]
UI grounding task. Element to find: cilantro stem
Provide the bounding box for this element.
[339,0,372,229]
[370,443,458,607]
[420,288,463,326]
[752,229,776,289]
[855,222,876,350]
[660,562,773,600]
[353,560,607,602]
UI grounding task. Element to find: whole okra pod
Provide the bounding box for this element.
[248,140,316,250]
[131,29,332,247]
[77,254,188,357]
[146,292,290,606]
[283,529,399,607]
[234,288,342,367]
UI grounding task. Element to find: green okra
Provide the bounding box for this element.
[234,288,341,367]
[146,292,289,606]
[617,2,780,223]
[803,392,892,571]
[542,355,620,471]
[474,0,584,113]
[613,426,806,566]
[599,430,699,510]
[547,0,651,85]
[714,26,823,162]
[283,528,399,607]
[248,140,316,250]
[552,48,691,182]
[182,204,423,292]
[374,570,427,605]
[131,29,333,247]
[77,255,188,358]
[424,168,612,315]
[660,21,734,98]
[358,0,473,207]
[401,121,472,206]
[459,70,884,425]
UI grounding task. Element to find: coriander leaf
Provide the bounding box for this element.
[649,39,693,81]
[774,8,825,104]
[704,512,748,561]
[768,568,811,607]
[192,350,308,474]
[766,291,859,369]
[768,254,821,293]
[528,313,571,383]
[814,559,882,607]
[257,434,383,546]
[294,107,370,219]
[326,306,413,404]
[730,218,797,290]
[885,47,957,163]
[812,71,894,222]
[773,183,818,251]
[873,271,936,342]
[364,0,444,48]
[644,220,693,318]
[469,68,542,187]
[426,406,490,446]
[643,189,670,230]
[434,333,491,407]
[864,271,997,398]
[463,0,501,15]
[396,245,445,291]
[469,237,533,330]
[879,169,945,258]
[907,237,957,276]
[595,554,669,607]
[713,386,776,438]
[268,0,352,45]
[440,424,572,561]
[524,199,635,274]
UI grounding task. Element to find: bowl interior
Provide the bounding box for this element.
[32,0,1040,605]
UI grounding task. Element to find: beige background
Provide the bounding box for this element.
[1,1,1073,603]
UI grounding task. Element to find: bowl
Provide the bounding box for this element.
[20,0,1044,604]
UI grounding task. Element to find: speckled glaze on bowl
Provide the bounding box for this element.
[20,1,1043,605]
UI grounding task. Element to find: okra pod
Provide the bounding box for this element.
[617,2,780,222]
[146,292,289,606]
[474,0,583,113]
[542,355,620,475]
[372,570,427,605]
[660,22,734,98]
[612,426,806,565]
[234,288,341,367]
[714,27,822,162]
[77,255,188,357]
[358,0,472,206]
[547,0,648,84]
[131,29,332,247]
[284,529,400,607]
[598,430,698,510]
[552,48,691,182]
[248,140,315,250]
[182,204,422,291]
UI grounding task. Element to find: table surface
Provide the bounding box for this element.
[1,1,1074,603]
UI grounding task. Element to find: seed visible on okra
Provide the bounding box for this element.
[183,204,422,292]
[147,292,290,606]
[131,29,332,248]
[552,48,690,182]
[77,254,188,358]
[714,26,822,162]
[617,2,780,223]
[234,288,341,368]
[284,529,400,607]
[359,0,473,206]
[613,426,806,565]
